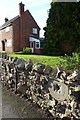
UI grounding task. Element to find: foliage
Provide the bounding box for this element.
[59,52,80,72]
[23,47,32,54]
[75,45,80,53]
[8,53,64,68]
[44,2,80,55]
[8,52,80,71]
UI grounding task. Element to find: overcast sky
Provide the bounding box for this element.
[0,0,52,37]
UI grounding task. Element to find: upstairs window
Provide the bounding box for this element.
[33,28,37,34]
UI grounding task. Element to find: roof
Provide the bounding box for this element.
[29,36,40,42]
[0,10,40,30]
[26,10,40,30]
[30,35,44,42]
[0,15,19,30]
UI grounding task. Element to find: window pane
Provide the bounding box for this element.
[33,28,37,34]
[40,42,44,48]
[36,42,39,48]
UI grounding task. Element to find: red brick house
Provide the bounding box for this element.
[0,2,44,54]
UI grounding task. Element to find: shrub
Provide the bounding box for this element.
[23,47,32,54]
[75,46,80,53]
[59,52,80,72]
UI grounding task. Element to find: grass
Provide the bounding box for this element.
[8,53,64,68]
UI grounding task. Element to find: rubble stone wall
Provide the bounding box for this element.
[0,53,80,119]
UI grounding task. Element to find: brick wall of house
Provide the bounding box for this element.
[0,2,40,53]
[19,10,40,50]
[34,48,43,54]
[0,26,13,52]
[12,17,21,52]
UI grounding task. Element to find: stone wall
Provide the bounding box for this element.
[0,53,80,119]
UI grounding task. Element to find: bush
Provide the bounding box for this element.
[59,52,80,72]
[75,46,80,53]
[23,47,32,54]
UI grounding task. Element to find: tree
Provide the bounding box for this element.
[44,2,80,55]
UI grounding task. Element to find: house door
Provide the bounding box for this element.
[30,42,34,53]
[2,41,5,51]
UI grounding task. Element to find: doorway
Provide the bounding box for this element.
[30,41,34,53]
[2,41,5,51]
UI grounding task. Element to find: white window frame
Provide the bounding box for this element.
[33,28,37,34]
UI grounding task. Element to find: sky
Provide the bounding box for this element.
[0,0,52,37]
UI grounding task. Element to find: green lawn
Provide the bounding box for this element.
[8,53,64,68]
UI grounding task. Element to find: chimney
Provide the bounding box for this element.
[5,18,8,22]
[19,2,25,16]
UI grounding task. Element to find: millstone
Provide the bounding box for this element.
[48,81,68,101]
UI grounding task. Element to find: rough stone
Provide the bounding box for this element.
[16,58,26,71]
[0,53,80,119]
[32,63,45,74]
[43,65,53,75]
[48,81,68,101]
[25,59,33,72]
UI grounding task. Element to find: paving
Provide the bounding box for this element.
[2,85,48,118]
